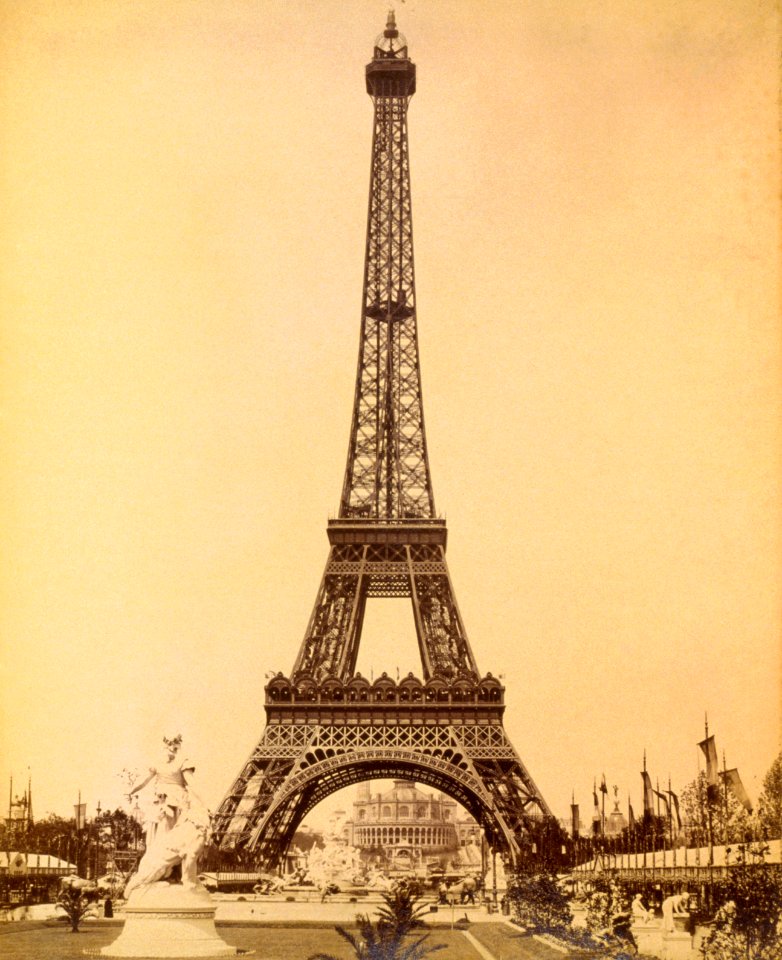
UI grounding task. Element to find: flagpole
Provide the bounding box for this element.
[571,789,580,853]
[694,741,703,904]
[78,790,82,879]
[668,775,675,874]
[721,750,730,852]
[704,715,714,864]
[704,715,714,912]
[642,753,647,885]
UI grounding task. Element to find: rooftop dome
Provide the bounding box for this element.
[378,779,430,803]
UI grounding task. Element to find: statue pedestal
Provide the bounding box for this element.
[662,930,694,960]
[570,904,588,929]
[99,883,240,958]
[632,922,663,957]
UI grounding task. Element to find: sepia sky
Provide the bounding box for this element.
[1,0,779,831]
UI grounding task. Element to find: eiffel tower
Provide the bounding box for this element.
[212,13,553,871]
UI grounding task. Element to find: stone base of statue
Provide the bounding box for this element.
[98,883,240,958]
[661,929,694,960]
[632,922,663,957]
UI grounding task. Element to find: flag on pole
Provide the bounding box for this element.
[74,803,86,830]
[628,798,636,828]
[653,789,670,816]
[667,790,682,828]
[698,735,719,785]
[26,774,33,827]
[600,774,608,795]
[592,780,601,834]
[721,768,753,813]
[698,735,720,802]
[571,803,580,838]
[642,771,654,814]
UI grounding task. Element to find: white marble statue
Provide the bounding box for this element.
[661,892,689,932]
[305,834,364,887]
[124,735,210,898]
[632,893,652,924]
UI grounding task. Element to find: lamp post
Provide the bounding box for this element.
[74,793,85,879]
[93,801,101,880]
[132,799,142,852]
[110,810,119,890]
[480,824,486,894]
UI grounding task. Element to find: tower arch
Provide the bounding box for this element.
[244,752,517,870]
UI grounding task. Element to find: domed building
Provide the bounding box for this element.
[344,780,478,874]
[606,796,628,837]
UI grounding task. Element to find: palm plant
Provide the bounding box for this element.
[55,882,98,933]
[309,885,445,960]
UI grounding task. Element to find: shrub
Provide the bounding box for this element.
[506,871,572,933]
[701,845,782,960]
[55,883,98,933]
[585,876,629,934]
[308,885,445,960]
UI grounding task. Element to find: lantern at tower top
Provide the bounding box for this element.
[374,10,407,58]
[366,11,416,97]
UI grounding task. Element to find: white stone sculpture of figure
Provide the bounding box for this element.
[124,735,210,898]
[631,893,651,924]
[661,892,689,932]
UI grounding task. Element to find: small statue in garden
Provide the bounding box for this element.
[661,892,689,932]
[631,893,652,924]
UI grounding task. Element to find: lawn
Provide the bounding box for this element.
[0,921,531,960]
[467,923,560,960]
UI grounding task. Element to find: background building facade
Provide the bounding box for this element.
[345,780,480,874]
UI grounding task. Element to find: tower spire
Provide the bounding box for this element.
[289,14,477,684]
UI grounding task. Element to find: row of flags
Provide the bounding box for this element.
[639,770,682,826]
[570,724,753,840]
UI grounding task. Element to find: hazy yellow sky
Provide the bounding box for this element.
[1,0,779,828]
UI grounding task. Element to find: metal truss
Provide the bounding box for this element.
[291,539,479,682]
[213,16,553,874]
[213,709,551,871]
[340,87,433,521]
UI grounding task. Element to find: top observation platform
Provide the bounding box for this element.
[366,11,416,97]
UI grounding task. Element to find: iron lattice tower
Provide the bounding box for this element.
[213,13,553,870]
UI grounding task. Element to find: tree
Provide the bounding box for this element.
[94,808,144,851]
[680,773,753,847]
[701,844,782,960]
[757,752,782,840]
[308,885,444,960]
[505,871,572,933]
[584,875,630,935]
[616,812,669,852]
[520,816,571,873]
